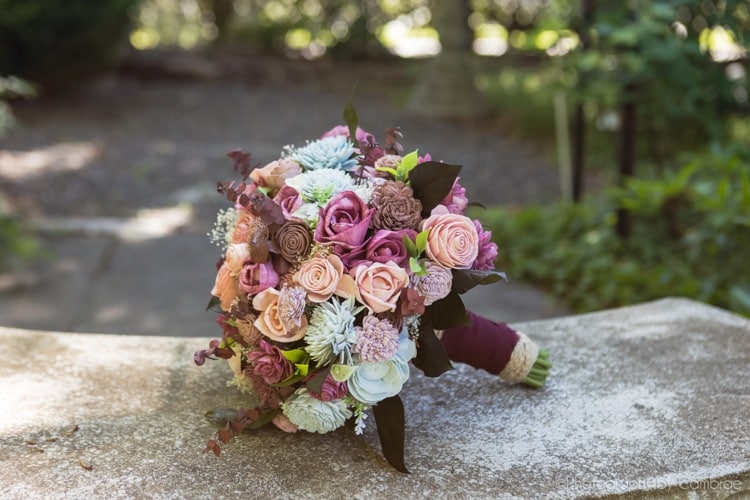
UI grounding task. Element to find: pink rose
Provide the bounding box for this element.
[352,261,409,313]
[253,288,307,343]
[246,338,293,384]
[272,413,299,433]
[211,263,240,311]
[239,260,279,295]
[250,159,302,194]
[343,229,415,269]
[293,254,356,303]
[314,191,373,252]
[421,206,479,269]
[273,185,303,219]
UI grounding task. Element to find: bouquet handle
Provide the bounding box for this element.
[439,311,552,388]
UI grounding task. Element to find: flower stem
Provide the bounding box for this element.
[522,349,551,389]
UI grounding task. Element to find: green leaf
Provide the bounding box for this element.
[411,323,454,377]
[280,348,308,364]
[402,234,418,257]
[425,291,470,329]
[344,94,359,145]
[205,408,241,429]
[375,166,398,177]
[408,161,463,217]
[409,256,426,275]
[396,150,419,180]
[415,229,429,253]
[451,269,508,294]
[330,364,355,382]
[206,295,221,312]
[373,395,409,473]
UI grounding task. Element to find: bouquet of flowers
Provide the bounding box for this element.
[195,105,548,472]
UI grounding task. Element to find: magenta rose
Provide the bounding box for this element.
[273,185,303,219]
[343,229,415,269]
[441,177,468,215]
[321,125,372,143]
[472,219,499,270]
[246,339,293,384]
[314,191,374,252]
[239,260,279,294]
[308,374,348,402]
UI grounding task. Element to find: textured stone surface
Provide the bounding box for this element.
[1,298,748,499]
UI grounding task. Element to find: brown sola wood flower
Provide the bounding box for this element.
[370,180,422,230]
[275,220,312,263]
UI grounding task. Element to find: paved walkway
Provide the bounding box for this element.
[0,56,568,336]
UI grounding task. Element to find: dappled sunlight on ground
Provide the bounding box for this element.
[31,205,194,242]
[0,141,101,181]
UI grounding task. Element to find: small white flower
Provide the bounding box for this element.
[207,208,238,250]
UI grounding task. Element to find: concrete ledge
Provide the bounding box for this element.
[1,298,748,499]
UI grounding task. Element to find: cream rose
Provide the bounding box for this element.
[293,254,356,303]
[231,210,255,244]
[421,206,479,269]
[250,159,302,193]
[211,263,240,311]
[224,243,250,276]
[252,288,307,343]
[352,261,409,313]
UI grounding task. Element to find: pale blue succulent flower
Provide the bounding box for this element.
[304,297,363,366]
[288,135,359,171]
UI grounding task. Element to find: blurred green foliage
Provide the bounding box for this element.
[476,144,750,316]
[562,0,749,163]
[0,0,138,84]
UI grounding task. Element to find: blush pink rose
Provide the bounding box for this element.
[352,261,409,313]
[252,288,307,343]
[273,185,303,219]
[421,206,479,269]
[293,254,356,303]
[211,263,240,311]
[239,260,279,295]
[314,191,373,252]
[250,159,302,193]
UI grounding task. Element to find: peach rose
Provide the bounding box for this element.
[224,243,250,276]
[211,263,240,311]
[421,206,479,269]
[252,288,307,343]
[250,159,302,193]
[231,210,255,244]
[352,261,409,313]
[293,254,356,303]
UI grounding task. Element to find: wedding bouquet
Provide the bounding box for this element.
[195,105,537,472]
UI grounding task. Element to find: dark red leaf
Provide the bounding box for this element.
[411,323,454,377]
[373,396,409,473]
[408,162,462,217]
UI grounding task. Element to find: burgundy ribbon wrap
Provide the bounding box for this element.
[440,311,520,375]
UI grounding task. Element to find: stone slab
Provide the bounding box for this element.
[0,298,748,499]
